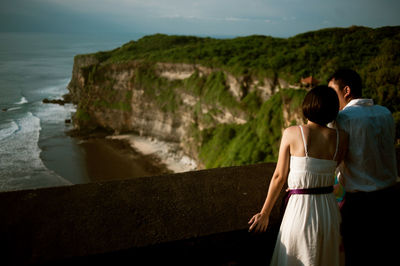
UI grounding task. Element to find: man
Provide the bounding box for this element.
[328,69,399,265]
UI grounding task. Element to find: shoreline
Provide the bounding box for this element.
[39,94,198,185]
[108,134,198,174]
[63,128,198,183]
[77,136,174,182]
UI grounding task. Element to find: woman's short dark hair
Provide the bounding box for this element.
[302,85,339,126]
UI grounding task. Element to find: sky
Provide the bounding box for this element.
[1,0,400,38]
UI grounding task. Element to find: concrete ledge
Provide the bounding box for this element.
[0,163,285,265]
[56,229,278,265]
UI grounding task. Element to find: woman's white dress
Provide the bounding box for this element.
[270,126,341,266]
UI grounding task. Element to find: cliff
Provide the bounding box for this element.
[67,27,400,168]
[67,53,305,167]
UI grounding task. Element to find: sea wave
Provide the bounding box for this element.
[0,112,43,168]
[38,79,70,96]
[6,107,22,112]
[16,96,28,104]
[0,112,71,191]
[0,120,19,141]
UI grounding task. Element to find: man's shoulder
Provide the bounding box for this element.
[339,103,391,118]
[337,103,393,130]
[373,104,392,114]
[336,108,353,122]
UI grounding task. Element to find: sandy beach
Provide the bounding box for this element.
[108,134,198,174]
[77,137,172,182]
[64,132,198,183]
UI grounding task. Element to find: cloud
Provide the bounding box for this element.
[224,17,252,22]
[37,0,280,23]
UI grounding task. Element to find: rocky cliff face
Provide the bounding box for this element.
[67,55,304,164]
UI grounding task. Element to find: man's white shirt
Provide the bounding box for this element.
[334,99,398,192]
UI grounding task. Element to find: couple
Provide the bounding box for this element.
[248,69,398,266]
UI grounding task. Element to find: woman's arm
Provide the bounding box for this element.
[248,128,291,233]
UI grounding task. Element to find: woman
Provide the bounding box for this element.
[248,85,348,266]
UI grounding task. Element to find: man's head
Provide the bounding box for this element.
[328,68,362,110]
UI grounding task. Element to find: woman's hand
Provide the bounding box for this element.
[248,128,291,234]
[248,212,269,233]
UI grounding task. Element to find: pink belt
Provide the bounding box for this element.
[284,186,334,207]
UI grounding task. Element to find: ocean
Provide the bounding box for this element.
[0,32,141,192]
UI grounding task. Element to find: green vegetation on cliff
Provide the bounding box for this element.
[74,26,400,168]
[96,26,399,89]
[197,88,307,167]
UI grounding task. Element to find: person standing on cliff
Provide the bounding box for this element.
[248,85,348,266]
[328,68,399,266]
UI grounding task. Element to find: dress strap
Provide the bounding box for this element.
[332,127,339,161]
[299,125,308,157]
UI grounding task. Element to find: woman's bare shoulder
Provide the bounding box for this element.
[282,125,301,140]
[283,125,300,134]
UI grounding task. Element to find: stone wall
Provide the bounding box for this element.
[0,163,285,265]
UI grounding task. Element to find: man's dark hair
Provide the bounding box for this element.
[328,68,362,98]
[302,85,339,126]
